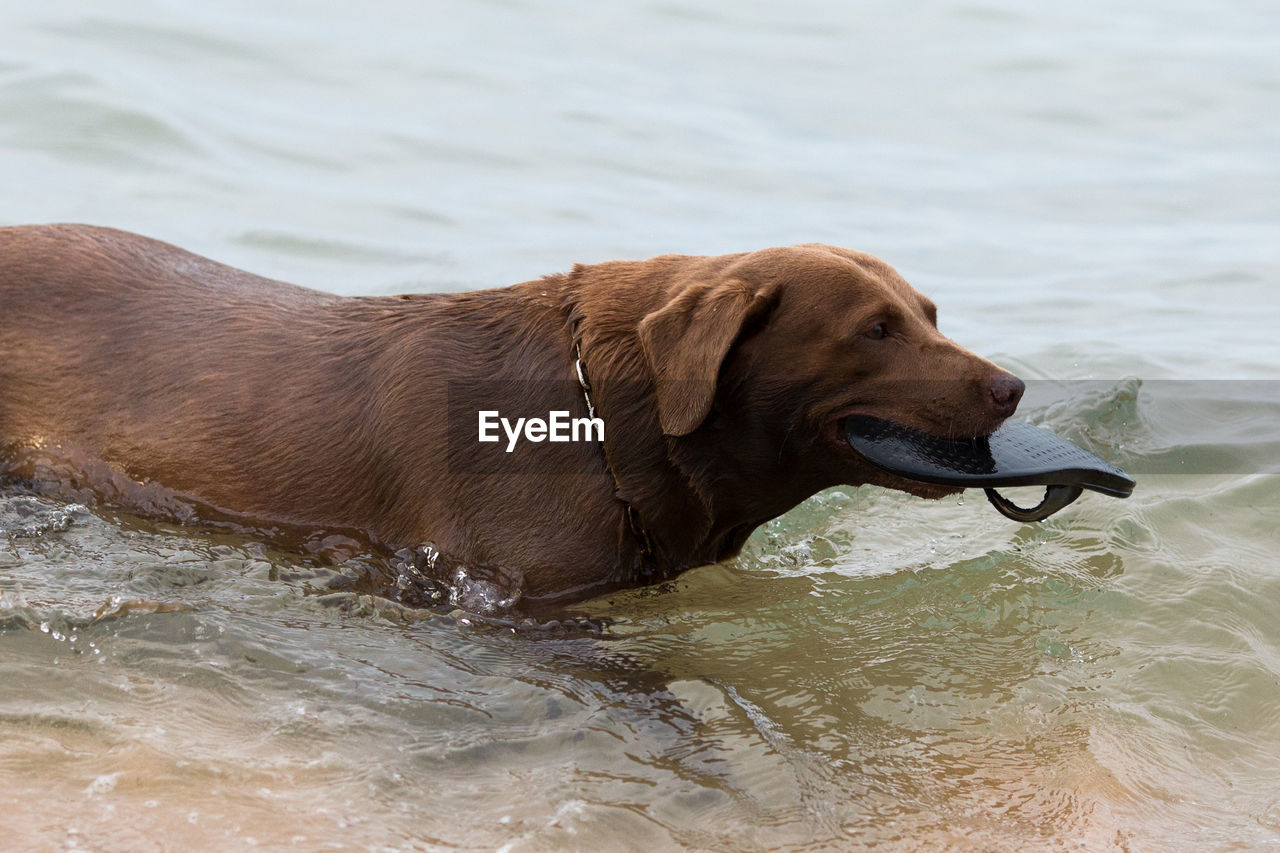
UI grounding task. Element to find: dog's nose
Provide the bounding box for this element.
[988,373,1025,419]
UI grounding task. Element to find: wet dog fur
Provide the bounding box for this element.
[0,225,1023,604]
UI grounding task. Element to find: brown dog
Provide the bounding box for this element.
[0,225,1023,605]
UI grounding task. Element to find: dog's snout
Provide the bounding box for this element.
[988,373,1025,419]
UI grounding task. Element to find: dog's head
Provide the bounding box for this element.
[636,243,1024,500]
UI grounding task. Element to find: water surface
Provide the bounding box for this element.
[2,0,1278,849]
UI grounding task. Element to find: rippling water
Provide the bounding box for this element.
[2,0,1278,849]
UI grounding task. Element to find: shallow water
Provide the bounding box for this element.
[2,0,1279,850]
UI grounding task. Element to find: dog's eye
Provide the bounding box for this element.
[864,323,888,340]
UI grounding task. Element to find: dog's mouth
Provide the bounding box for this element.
[822,407,997,448]
[822,400,1009,446]
[822,408,969,499]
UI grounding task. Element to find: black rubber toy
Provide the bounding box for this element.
[843,415,1135,522]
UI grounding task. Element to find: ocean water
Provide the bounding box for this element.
[2,0,1278,849]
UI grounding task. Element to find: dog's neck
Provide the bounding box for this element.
[569,323,658,573]
[561,275,761,576]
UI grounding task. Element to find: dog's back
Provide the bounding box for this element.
[0,225,388,522]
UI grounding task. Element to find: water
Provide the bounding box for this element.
[2,0,1278,848]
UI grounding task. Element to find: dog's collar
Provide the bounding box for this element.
[572,338,597,420]
[571,330,657,570]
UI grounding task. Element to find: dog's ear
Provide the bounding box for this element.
[638,277,776,436]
